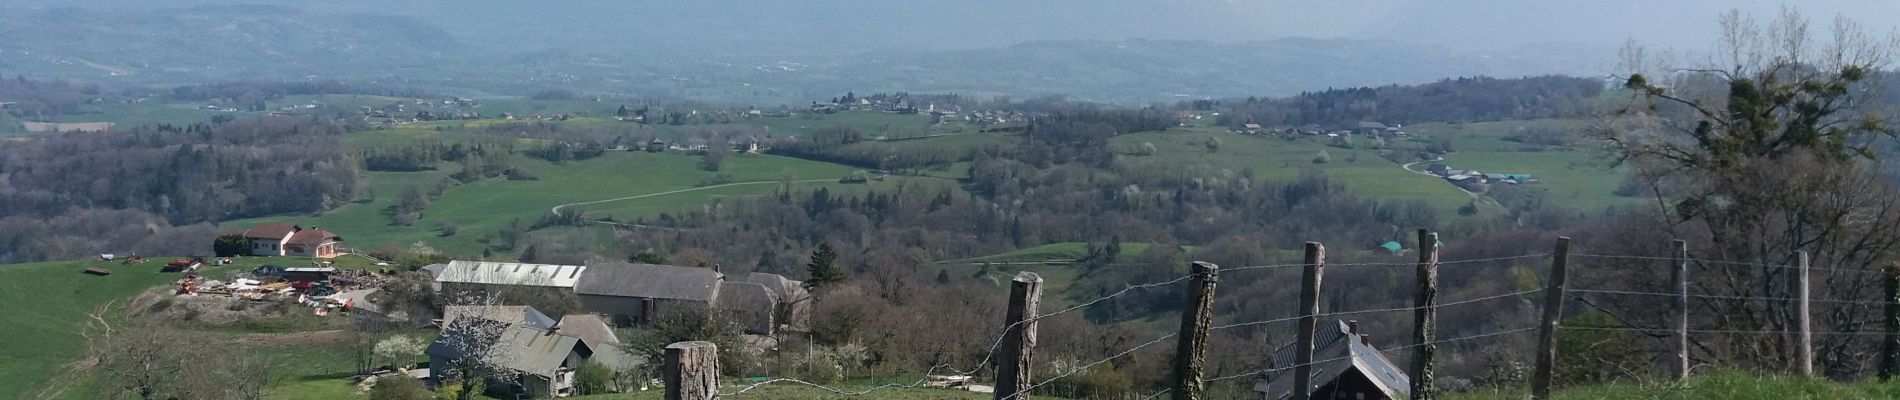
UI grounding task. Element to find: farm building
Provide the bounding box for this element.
[1254,320,1410,400]
[427,316,596,398]
[573,262,809,335]
[573,262,722,326]
[430,260,810,335]
[442,305,558,330]
[1357,121,1388,135]
[434,261,586,302]
[242,222,344,258]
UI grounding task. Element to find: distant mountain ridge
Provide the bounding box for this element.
[0,6,1611,103]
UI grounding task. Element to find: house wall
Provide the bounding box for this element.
[249,237,286,256]
[284,241,338,258]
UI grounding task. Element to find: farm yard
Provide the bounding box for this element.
[0,256,386,400]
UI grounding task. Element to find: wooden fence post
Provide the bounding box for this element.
[1531,237,1570,400]
[1293,242,1326,400]
[995,272,1043,400]
[1883,263,1900,381]
[664,341,718,400]
[1796,251,1813,377]
[1410,230,1439,400]
[1170,262,1219,400]
[1671,239,1689,380]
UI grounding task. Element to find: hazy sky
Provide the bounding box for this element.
[8,0,1897,53]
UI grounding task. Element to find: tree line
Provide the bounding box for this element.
[1209,75,1604,130]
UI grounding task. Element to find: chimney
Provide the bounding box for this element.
[1347,320,1359,335]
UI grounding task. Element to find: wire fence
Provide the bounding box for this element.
[698,244,1898,399]
[709,250,1553,398]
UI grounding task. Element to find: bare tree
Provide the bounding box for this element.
[1596,7,1900,376]
[98,327,187,400]
[436,293,522,400]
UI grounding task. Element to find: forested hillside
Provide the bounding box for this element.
[0,117,359,262]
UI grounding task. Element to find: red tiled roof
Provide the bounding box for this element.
[243,222,299,240]
[287,229,341,245]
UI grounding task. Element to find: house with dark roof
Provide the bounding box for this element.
[427,316,596,398]
[242,222,343,258]
[1254,320,1410,400]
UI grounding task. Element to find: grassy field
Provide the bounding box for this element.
[1448,369,1900,400]
[1117,130,1478,212]
[225,151,866,256]
[1126,119,1634,214]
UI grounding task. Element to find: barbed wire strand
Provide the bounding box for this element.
[717,253,1542,397]
[1202,326,1541,385]
[1223,253,1551,273]
[1562,326,1900,336]
[1571,288,1894,306]
[1569,253,1881,274]
[1209,287,1544,331]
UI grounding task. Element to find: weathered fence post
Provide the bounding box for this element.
[1170,262,1219,400]
[995,272,1043,400]
[1410,230,1439,400]
[1671,239,1689,380]
[1293,242,1326,400]
[1531,237,1570,400]
[1796,251,1813,377]
[664,341,718,400]
[1883,263,1900,381]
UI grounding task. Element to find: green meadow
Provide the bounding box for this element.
[225,151,866,256]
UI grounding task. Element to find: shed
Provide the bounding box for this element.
[1254,320,1409,400]
[427,318,594,398]
[1379,241,1404,255]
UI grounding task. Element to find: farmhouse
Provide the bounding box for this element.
[1254,320,1410,400]
[1357,121,1388,135]
[242,222,344,258]
[427,316,596,398]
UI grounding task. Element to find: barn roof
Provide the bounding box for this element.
[574,262,721,302]
[1254,320,1410,400]
[443,305,557,330]
[426,317,588,378]
[436,260,587,288]
[243,222,299,239]
[556,314,620,351]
